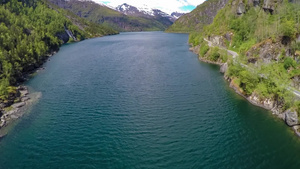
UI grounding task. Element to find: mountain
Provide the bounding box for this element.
[116,3,179,24]
[187,0,300,126]
[166,0,229,33]
[48,0,174,31]
[0,0,118,106]
[171,12,185,20]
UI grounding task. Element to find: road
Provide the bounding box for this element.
[204,38,238,58]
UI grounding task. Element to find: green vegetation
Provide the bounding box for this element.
[199,44,209,57]
[0,0,117,100]
[283,57,296,70]
[209,47,221,61]
[187,0,300,112]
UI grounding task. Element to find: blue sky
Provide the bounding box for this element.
[94,0,205,14]
[180,5,196,12]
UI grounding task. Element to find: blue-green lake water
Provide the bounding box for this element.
[1,32,300,168]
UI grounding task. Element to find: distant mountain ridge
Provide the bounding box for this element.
[171,12,185,19]
[48,0,182,31]
[115,3,184,23]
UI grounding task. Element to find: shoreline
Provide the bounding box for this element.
[189,46,300,137]
[0,47,58,137]
[0,49,57,123]
[0,33,117,138]
[0,65,48,138]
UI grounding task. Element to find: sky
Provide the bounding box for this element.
[93,0,206,14]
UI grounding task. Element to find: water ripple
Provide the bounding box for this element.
[0,32,300,169]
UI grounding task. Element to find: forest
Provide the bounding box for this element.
[0,0,117,102]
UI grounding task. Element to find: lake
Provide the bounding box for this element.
[1,32,300,168]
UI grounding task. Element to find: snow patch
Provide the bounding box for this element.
[137,4,155,16]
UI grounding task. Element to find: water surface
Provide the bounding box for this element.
[1,32,300,169]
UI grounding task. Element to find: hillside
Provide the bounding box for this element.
[48,0,172,31]
[0,0,118,111]
[166,0,229,33]
[188,0,300,128]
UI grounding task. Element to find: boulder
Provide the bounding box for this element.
[20,90,29,96]
[291,75,300,90]
[293,126,300,137]
[7,109,18,115]
[253,0,260,7]
[0,120,5,128]
[284,109,299,126]
[11,102,25,109]
[220,63,228,73]
[21,96,30,102]
[224,32,233,42]
[263,0,275,13]
[0,103,6,109]
[237,1,245,15]
[209,36,226,47]
[10,115,19,119]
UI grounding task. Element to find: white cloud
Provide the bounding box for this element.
[93,0,205,14]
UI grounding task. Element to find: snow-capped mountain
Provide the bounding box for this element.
[116,3,184,22]
[171,12,185,19]
[116,3,150,17]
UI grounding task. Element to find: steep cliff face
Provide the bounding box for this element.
[166,0,229,32]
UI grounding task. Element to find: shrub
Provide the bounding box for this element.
[239,70,259,95]
[280,19,296,38]
[199,44,209,57]
[210,47,220,61]
[284,57,296,70]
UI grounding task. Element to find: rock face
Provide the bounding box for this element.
[248,93,275,110]
[209,35,227,48]
[189,45,200,54]
[220,63,228,73]
[55,26,77,43]
[246,39,282,64]
[56,31,70,44]
[284,110,299,126]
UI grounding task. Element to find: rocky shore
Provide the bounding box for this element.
[0,86,30,129]
[190,46,300,137]
[0,86,42,139]
[0,59,48,139]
